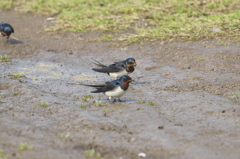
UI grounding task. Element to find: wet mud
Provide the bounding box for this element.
[0,10,240,159]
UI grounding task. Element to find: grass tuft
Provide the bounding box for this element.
[137,99,155,105]
[10,73,26,80]
[94,99,105,107]
[40,101,47,107]
[85,149,103,159]
[19,142,33,151]
[82,95,94,102]
[0,149,8,159]
[232,92,239,99]
[0,55,9,62]
[0,0,239,43]
[12,88,21,96]
[137,99,147,104]
[197,56,205,61]
[79,103,86,108]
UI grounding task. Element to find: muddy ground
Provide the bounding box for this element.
[0,9,240,159]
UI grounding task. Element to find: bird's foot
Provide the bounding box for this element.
[118,98,124,102]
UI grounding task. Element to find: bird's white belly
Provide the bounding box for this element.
[105,86,126,98]
[109,70,129,78]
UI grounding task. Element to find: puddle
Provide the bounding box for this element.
[6,60,98,84]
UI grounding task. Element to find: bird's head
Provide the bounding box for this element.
[3,26,13,35]
[120,75,132,86]
[126,58,136,67]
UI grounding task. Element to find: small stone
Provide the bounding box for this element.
[138,152,146,157]
[46,17,55,21]
[158,126,164,129]
[210,28,221,32]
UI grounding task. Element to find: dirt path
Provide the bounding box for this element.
[1,9,240,159]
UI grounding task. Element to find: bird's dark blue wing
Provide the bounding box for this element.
[84,84,105,88]
[91,58,108,68]
[86,79,119,93]
[102,80,120,92]
[113,60,125,65]
[92,63,124,73]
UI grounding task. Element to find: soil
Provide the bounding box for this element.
[1,9,240,159]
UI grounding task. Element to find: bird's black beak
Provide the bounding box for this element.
[130,62,136,66]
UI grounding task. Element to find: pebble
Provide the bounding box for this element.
[138,152,146,157]
[46,17,55,21]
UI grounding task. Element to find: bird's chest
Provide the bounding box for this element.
[109,69,129,78]
[105,86,126,97]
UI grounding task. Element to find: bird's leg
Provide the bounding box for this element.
[118,98,123,102]
[108,96,113,102]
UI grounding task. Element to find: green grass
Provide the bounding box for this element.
[232,92,239,99]
[19,142,28,151]
[0,149,8,159]
[95,35,113,42]
[12,88,21,96]
[85,149,95,158]
[103,109,109,113]
[0,55,9,62]
[40,101,47,107]
[197,56,205,60]
[0,0,239,43]
[82,94,95,102]
[94,99,105,107]
[57,132,70,140]
[85,149,103,159]
[137,99,155,105]
[79,103,86,108]
[19,142,33,151]
[148,101,155,106]
[10,73,26,80]
[137,99,147,104]
[72,95,80,101]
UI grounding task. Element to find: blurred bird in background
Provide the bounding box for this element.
[0,22,14,42]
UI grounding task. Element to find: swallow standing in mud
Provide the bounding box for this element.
[92,58,136,78]
[0,23,14,41]
[85,75,132,102]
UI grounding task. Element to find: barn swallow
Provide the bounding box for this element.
[0,23,14,41]
[85,75,132,101]
[92,58,136,78]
